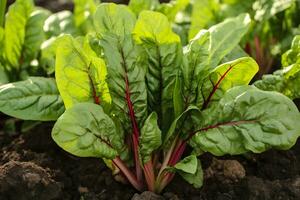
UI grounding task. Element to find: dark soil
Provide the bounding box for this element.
[0,121,299,200]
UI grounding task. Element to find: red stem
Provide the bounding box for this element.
[112,157,143,191]
[143,160,155,191]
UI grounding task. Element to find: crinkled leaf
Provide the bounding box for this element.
[139,112,162,164]
[93,3,136,37]
[175,157,203,188]
[164,105,200,146]
[94,4,147,129]
[44,11,79,38]
[173,74,184,118]
[52,103,123,159]
[281,35,300,67]
[197,57,258,109]
[55,35,111,110]
[254,64,300,100]
[190,86,300,156]
[207,13,251,68]
[129,0,159,15]
[174,155,197,174]
[182,30,210,106]
[133,10,182,130]
[4,0,34,68]
[23,9,50,63]
[0,77,65,121]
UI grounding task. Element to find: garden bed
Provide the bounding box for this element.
[0,122,299,200]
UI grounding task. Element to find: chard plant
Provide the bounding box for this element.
[0,3,299,193]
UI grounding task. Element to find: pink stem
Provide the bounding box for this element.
[143,160,155,191]
[112,157,143,191]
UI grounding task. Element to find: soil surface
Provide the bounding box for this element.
[0,121,299,200]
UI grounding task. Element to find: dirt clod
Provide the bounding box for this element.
[0,161,62,200]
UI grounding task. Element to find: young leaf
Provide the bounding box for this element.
[174,155,197,174]
[94,3,147,129]
[0,77,65,121]
[190,86,300,156]
[254,64,300,100]
[52,103,123,159]
[175,156,203,188]
[182,30,210,106]
[4,0,34,69]
[139,112,162,164]
[207,13,251,68]
[55,35,111,109]
[163,105,200,146]
[197,57,259,109]
[178,159,203,188]
[133,10,183,130]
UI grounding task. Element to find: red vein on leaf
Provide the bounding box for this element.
[87,63,101,105]
[120,49,142,181]
[201,62,240,110]
[187,119,257,142]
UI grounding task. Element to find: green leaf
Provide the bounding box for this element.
[207,13,251,68]
[190,86,300,156]
[94,3,148,129]
[93,3,136,37]
[44,11,79,38]
[133,10,182,130]
[175,157,203,188]
[164,105,200,146]
[174,155,197,174]
[222,45,249,63]
[129,0,159,15]
[197,57,258,109]
[0,77,65,121]
[254,64,300,100]
[4,0,34,68]
[52,103,124,159]
[23,9,50,63]
[188,0,219,40]
[55,35,111,110]
[139,112,162,164]
[182,30,210,106]
[173,74,184,118]
[281,35,300,67]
